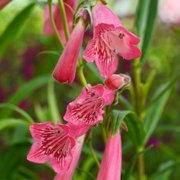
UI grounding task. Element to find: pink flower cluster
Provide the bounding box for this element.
[27,0,141,179]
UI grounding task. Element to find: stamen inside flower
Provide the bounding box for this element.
[68,90,102,125]
[119,32,125,39]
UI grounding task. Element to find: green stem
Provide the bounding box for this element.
[133,58,144,180]
[76,56,88,88]
[76,167,96,180]
[88,141,100,168]
[58,0,70,41]
[48,0,64,48]
[137,147,144,180]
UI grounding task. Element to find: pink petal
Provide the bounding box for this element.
[68,123,89,138]
[27,122,76,174]
[52,19,85,84]
[83,39,96,62]
[54,135,85,180]
[92,2,122,34]
[97,130,122,180]
[30,122,55,140]
[64,84,114,126]
[27,140,50,163]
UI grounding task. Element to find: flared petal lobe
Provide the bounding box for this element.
[27,122,75,174]
[52,19,85,84]
[43,0,77,44]
[83,2,141,78]
[54,135,85,180]
[97,130,122,180]
[64,84,114,126]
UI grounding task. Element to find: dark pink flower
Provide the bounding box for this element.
[83,2,141,78]
[54,134,85,180]
[27,122,75,174]
[0,0,12,10]
[97,130,122,180]
[64,84,114,126]
[104,74,131,90]
[43,0,77,44]
[52,18,85,84]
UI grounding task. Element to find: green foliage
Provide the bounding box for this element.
[0,75,54,118]
[122,146,152,180]
[144,91,170,143]
[111,110,145,147]
[135,0,158,62]
[0,3,35,61]
[0,118,29,131]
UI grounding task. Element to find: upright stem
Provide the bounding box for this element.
[48,0,64,49]
[88,141,101,168]
[133,58,144,180]
[76,56,88,88]
[58,0,70,41]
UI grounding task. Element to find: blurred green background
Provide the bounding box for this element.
[0,0,180,179]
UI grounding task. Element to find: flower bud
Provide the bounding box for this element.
[104,74,131,90]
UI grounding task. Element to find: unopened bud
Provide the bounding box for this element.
[76,8,91,24]
[104,74,131,90]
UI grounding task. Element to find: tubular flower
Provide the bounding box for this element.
[52,18,85,84]
[54,135,85,180]
[64,84,114,126]
[104,74,131,90]
[43,0,77,44]
[83,2,141,78]
[0,0,12,10]
[97,130,122,180]
[27,122,75,174]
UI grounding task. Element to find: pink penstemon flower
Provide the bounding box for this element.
[64,84,114,126]
[83,2,141,78]
[54,134,85,180]
[97,130,122,180]
[43,0,77,44]
[52,9,90,84]
[104,74,131,90]
[27,122,76,174]
[0,0,12,10]
[52,18,85,84]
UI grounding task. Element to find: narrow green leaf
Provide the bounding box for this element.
[125,113,145,147]
[135,0,158,62]
[148,160,180,180]
[0,3,35,61]
[47,82,62,124]
[135,0,151,36]
[37,51,62,56]
[140,0,158,62]
[31,0,47,8]
[144,91,170,143]
[0,118,28,131]
[34,103,47,123]
[0,103,34,124]
[111,110,131,138]
[145,72,180,111]
[0,75,53,119]
[122,146,152,180]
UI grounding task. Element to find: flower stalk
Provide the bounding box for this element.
[47,0,64,48]
[58,0,70,41]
